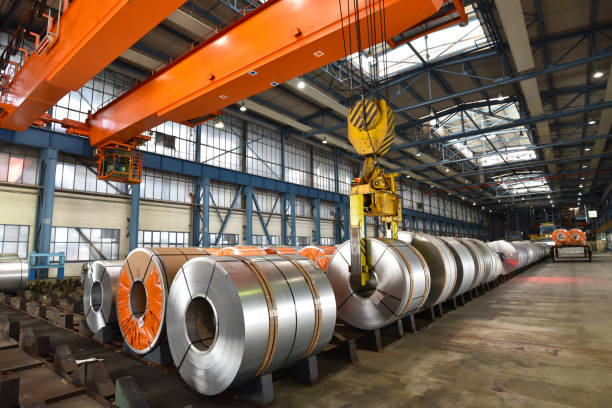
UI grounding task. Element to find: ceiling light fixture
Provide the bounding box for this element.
[214,116,225,129]
[416,151,422,157]
[547,194,551,198]
[322,136,328,144]
[579,184,583,188]
[473,202,476,206]
[588,119,596,125]
[239,101,247,112]
[578,192,582,196]
[582,165,588,168]
[445,167,450,172]
[297,79,306,89]
[585,147,591,152]
[593,69,604,79]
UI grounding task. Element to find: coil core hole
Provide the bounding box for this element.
[91,281,103,312]
[130,280,147,318]
[185,296,217,351]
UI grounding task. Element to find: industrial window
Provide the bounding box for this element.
[313,150,335,192]
[51,69,135,132]
[295,236,310,246]
[320,237,335,245]
[210,181,242,208]
[253,189,280,214]
[252,235,280,246]
[51,227,120,262]
[0,145,39,186]
[247,123,282,179]
[285,137,312,187]
[201,114,243,172]
[143,121,197,161]
[140,169,192,203]
[55,155,128,196]
[337,156,358,195]
[320,202,335,220]
[138,230,189,247]
[209,233,239,246]
[0,224,29,258]
[295,197,312,217]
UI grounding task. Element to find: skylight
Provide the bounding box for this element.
[429,101,537,167]
[493,172,552,197]
[346,5,489,79]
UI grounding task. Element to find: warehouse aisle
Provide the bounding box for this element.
[276,255,612,407]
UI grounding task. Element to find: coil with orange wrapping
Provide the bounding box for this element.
[316,254,332,271]
[117,247,211,354]
[202,247,221,255]
[217,246,266,256]
[298,245,336,262]
[263,246,298,255]
[552,229,569,246]
[568,228,586,246]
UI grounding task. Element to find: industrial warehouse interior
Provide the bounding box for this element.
[0,0,611,407]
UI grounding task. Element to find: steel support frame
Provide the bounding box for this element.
[34,147,57,278]
[129,184,140,251]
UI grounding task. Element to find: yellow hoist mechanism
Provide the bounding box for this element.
[347,98,401,287]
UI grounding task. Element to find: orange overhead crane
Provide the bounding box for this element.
[0,0,187,131]
[2,0,466,183]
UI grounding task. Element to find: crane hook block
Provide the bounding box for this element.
[348,98,395,158]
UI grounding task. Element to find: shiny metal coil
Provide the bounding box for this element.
[82,260,124,333]
[458,239,486,289]
[117,247,211,355]
[327,238,430,330]
[166,254,335,395]
[405,232,457,308]
[467,239,502,282]
[0,255,28,292]
[439,236,476,296]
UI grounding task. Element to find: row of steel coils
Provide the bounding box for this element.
[82,237,548,395]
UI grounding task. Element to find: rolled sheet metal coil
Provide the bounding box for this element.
[327,238,430,330]
[316,254,332,271]
[402,232,457,308]
[0,255,28,292]
[467,239,501,282]
[458,239,486,288]
[438,236,476,296]
[552,229,568,246]
[117,247,211,355]
[217,246,266,256]
[507,243,529,272]
[83,260,124,333]
[263,246,298,255]
[568,229,586,245]
[166,254,335,396]
[298,246,337,262]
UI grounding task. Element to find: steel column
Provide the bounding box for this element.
[244,185,253,245]
[290,193,296,246]
[129,184,140,251]
[34,148,57,278]
[202,177,210,247]
[312,198,320,245]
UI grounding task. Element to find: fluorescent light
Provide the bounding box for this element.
[582,165,588,168]
[297,79,306,89]
[588,119,596,125]
[585,147,591,152]
[593,69,604,79]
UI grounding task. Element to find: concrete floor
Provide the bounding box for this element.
[275,254,612,407]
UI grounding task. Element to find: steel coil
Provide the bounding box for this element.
[166,254,335,395]
[439,236,476,296]
[0,255,28,292]
[403,232,457,308]
[327,238,430,330]
[82,260,123,333]
[504,242,528,272]
[468,239,501,282]
[458,239,486,288]
[117,247,211,355]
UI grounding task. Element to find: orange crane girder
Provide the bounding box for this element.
[0,0,187,132]
[87,0,446,147]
